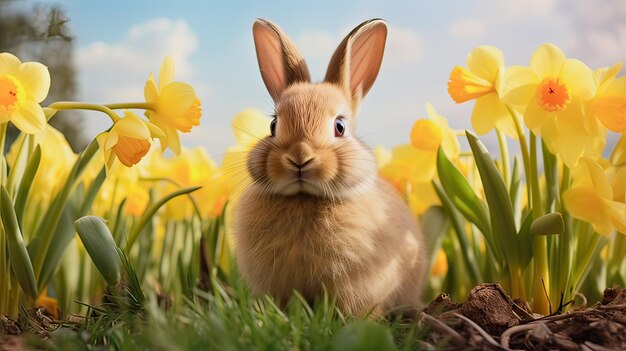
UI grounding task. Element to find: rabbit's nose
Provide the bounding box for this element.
[287,142,315,167]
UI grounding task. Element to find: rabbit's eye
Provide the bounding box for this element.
[270,118,277,137]
[335,117,346,137]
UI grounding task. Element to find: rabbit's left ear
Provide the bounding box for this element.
[324,19,387,104]
[253,19,311,102]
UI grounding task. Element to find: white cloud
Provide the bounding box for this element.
[77,18,198,103]
[386,26,423,64]
[295,24,423,75]
[448,18,486,39]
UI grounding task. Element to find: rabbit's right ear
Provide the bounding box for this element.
[253,19,311,102]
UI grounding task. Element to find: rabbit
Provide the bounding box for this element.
[234,18,427,317]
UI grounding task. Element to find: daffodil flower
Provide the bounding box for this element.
[0,53,50,134]
[502,44,601,167]
[144,56,202,154]
[563,157,626,235]
[448,46,516,137]
[380,104,459,216]
[96,111,165,169]
[589,63,626,133]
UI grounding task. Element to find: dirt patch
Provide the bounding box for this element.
[420,284,626,350]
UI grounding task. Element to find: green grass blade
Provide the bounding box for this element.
[436,147,491,236]
[0,186,38,301]
[75,216,121,286]
[14,145,41,225]
[125,185,201,250]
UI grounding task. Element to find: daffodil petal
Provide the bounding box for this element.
[164,122,181,154]
[467,46,503,83]
[0,53,21,75]
[530,44,566,78]
[563,187,609,232]
[146,120,166,139]
[524,100,549,130]
[144,74,158,103]
[159,82,197,114]
[158,55,175,91]
[560,59,596,100]
[11,100,46,134]
[113,112,151,139]
[553,105,587,168]
[104,131,118,150]
[17,62,50,103]
[610,134,626,166]
[607,201,626,234]
[583,158,613,200]
[232,109,271,145]
[470,94,497,135]
[501,66,539,108]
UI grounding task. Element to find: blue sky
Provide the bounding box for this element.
[33,0,626,157]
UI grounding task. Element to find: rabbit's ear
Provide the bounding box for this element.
[324,19,387,104]
[253,19,311,102]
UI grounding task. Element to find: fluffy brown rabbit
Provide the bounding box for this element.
[234,18,426,316]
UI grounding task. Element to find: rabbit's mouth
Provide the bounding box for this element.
[276,178,322,197]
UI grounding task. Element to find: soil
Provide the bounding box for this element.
[420,284,626,350]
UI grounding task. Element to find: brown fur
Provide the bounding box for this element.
[235,18,426,316]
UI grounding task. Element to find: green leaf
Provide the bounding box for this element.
[530,212,564,236]
[466,131,519,267]
[542,140,558,210]
[332,321,398,351]
[14,145,41,225]
[75,216,121,286]
[436,147,490,235]
[125,186,202,250]
[0,186,38,301]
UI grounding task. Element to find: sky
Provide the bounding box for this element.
[26,0,626,159]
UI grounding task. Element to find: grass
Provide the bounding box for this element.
[21,253,431,351]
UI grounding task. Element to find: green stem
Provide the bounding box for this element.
[530,131,549,313]
[31,139,100,278]
[506,105,533,211]
[104,102,155,110]
[0,123,7,185]
[496,129,511,188]
[46,102,120,123]
[433,181,483,284]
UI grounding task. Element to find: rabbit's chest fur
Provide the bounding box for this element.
[235,180,425,314]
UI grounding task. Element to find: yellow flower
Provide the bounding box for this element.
[589,63,626,133]
[563,157,626,235]
[0,53,50,134]
[7,125,76,206]
[502,44,601,168]
[144,56,202,154]
[382,103,459,186]
[124,183,150,217]
[448,46,516,137]
[36,289,59,319]
[430,249,448,277]
[96,111,164,169]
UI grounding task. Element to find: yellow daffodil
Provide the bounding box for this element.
[96,111,164,169]
[563,157,626,235]
[589,63,626,133]
[382,103,459,186]
[502,44,601,168]
[430,249,448,277]
[7,125,76,206]
[36,289,59,319]
[0,53,50,134]
[164,147,219,220]
[91,163,150,219]
[144,56,202,154]
[448,46,516,137]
